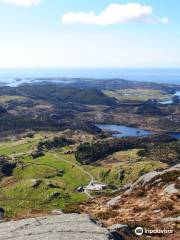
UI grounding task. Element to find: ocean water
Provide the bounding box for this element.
[0,68,180,86]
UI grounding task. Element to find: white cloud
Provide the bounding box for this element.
[1,0,42,7]
[62,3,169,25]
[160,17,170,24]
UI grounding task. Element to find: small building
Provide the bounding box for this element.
[86,183,108,191]
[76,186,84,192]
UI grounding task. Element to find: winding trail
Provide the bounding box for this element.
[9,150,95,198]
[53,153,94,198]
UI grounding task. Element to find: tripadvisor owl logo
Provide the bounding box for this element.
[135,227,144,236]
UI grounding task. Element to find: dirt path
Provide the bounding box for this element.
[9,150,95,198]
[53,153,94,198]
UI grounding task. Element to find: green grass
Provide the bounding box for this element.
[112,149,140,162]
[34,153,90,189]
[14,163,57,179]
[0,142,33,156]
[0,95,24,104]
[0,135,43,156]
[0,134,169,217]
[0,179,69,216]
[83,159,168,187]
[0,142,89,217]
[104,88,172,102]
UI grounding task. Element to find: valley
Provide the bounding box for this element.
[0,78,179,239]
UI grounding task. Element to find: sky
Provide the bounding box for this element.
[0,0,180,68]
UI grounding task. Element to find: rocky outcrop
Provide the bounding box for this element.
[125,164,180,194]
[107,164,179,207]
[80,164,180,239]
[0,214,114,240]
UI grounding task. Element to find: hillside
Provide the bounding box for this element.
[0,81,179,240]
[71,78,180,93]
[16,84,117,106]
[80,164,180,239]
[75,134,177,164]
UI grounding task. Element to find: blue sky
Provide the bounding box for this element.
[0,0,179,68]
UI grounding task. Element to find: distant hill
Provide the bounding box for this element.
[51,78,180,93]
[75,134,176,164]
[16,84,117,106]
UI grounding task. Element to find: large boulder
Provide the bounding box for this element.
[125,164,180,193]
[0,214,114,240]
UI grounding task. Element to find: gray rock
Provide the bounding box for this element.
[0,214,113,240]
[164,184,179,194]
[125,164,180,194]
[160,216,180,223]
[170,164,180,170]
[107,195,121,207]
[153,209,161,213]
[125,171,158,194]
[107,164,180,207]
[51,210,63,215]
[31,179,42,188]
[121,183,131,191]
[108,224,132,238]
[108,224,128,230]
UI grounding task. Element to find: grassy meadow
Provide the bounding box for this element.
[104,88,172,102]
[0,133,168,217]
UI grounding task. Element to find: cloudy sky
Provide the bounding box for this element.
[0,0,179,68]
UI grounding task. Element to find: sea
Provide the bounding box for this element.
[0,68,180,86]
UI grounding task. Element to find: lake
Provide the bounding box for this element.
[160,91,180,105]
[96,124,154,138]
[97,124,180,139]
[168,133,180,139]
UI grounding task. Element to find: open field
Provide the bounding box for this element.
[0,136,90,217]
[0,95,24,104]
[0,135,43,156]
[104,88,172,102]
[0,132,177,218]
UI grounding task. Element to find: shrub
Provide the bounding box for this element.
[96,210,119,220]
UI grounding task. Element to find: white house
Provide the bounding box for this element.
[86,183,107,191]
